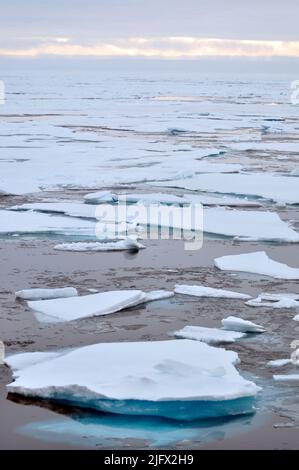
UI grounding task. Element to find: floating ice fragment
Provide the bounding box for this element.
[54,237,145,252]
[174,284,250,300]
[27,289,173,323]
[246,293,299,309]
[221,316,265,333]
[174,326,245,344]
[6,340,260,420]
[15,287,78,301]
[215,251,299,280]
[84,191,117,204]
[273,375,299,382]
[266,359,292,368]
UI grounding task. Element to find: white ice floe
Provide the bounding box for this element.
[246,293,299,309]
[204,208,299,242]
[183,194,262,208]
[5,340,260,420]
[153,173,299,205]
[0,210,96,237]
[174,326,245,344]
[27,289,173,323]
[215,251,299,280]
[11,202,98,219]
[84,191,117,204]
[221,316,265,333]
[15,287,78,301]
[54,237,145,252]
[273,375,299,382]
[174,284,250,300]
[266,359,292,368]
[117,192,189,205]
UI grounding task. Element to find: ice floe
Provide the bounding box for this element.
[84,191,117,204]
[273,375,299,382]
[0,210,96,237]
[215,251,299,279]
[173,326,245,344]
[266,359,292,368]
[27,289,173,323]
[174,284,250,300]
[15,287,78,301]
[221,316,265,333]
[246,293,299,309]
[54,237,145,252]
[5,340,260,420]
[153,173,299,205]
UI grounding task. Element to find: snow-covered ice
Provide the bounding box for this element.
[215,251,299,279]
[174,284,250,300]
[27,289,173,323]
[5,340,260,420]
[173,326,245,344]
[84,191,117,204]
[221,316,265,333]
[266,359,292,368]
[15,287,78,301]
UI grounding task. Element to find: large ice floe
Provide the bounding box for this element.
[215,251,299,279]
[174,284,250,300]
[54,237,145,252]
[153,173,299,205]
[5,340,260,420]
[27,290,174,323]
[246,293,299,309]
[15,287,78,301]
[221,316,265,333]
[173,326,246,344]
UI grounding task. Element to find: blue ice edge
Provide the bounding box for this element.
[32,395,257,421]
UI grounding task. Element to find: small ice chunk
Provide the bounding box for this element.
[174,326,245,344]
[84,191,117,204]
[266,359,292,368]
[15,287,78,301]
[118,193,188,205]
[0,341,4,365]
[215,251,299,280]
[54,237,145,252]
[175,284,250,300]
[221,316,265,333]
[247,293,299,309]
[27,289,173,323]
[273,375,299,382]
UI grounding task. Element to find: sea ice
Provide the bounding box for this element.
[221,316,265,333]
[84,191,117,204]
[246,293,299,309]
[173,326,245,344]
[15,287,78,301]
[174,284,250,300]
[215,251,299,279]
[54,237,145,252]
[266,359,292,368]
[5,340,260,420]
[27,289,173,323]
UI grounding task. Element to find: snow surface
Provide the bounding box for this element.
[174,326,245,344]
[215,251,299,279]
[5,340,260,420]
[221,316,265,333]
[15,287,78,301]
[174,284,250,300]
[27,289,173,323]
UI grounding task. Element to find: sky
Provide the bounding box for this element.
[1,0,299,59]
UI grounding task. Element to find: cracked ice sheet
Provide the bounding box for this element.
[215,251,299,280]
[27,290,174,323]
[152,173,299,205]
[5,340,260,420]
[174,284,250,300]
[173,326,245,344]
